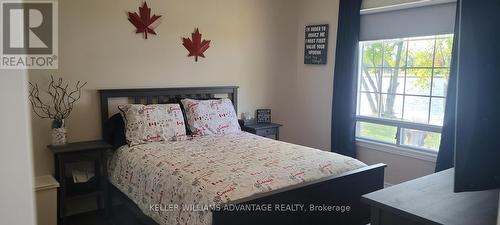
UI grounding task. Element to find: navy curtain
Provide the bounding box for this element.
[331,0,362,157]
[435,0,460,172]
[451,0,500,191]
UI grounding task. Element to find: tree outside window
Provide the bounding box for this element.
[356,34,453,151]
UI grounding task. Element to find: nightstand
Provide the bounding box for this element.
[241,122,283,140]
[49,140,111,225]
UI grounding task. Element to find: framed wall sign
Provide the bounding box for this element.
[256,109,271,123]
[304,24,329,65]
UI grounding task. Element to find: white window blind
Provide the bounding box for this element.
[360,0,456,41]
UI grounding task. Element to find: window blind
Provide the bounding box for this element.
[360,1,456,41]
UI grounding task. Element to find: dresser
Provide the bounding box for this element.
[35,175,59,225]
[362,169,499,225]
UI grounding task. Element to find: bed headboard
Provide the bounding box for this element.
[99,86,238,140]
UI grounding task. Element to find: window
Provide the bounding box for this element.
[356,34,453,152]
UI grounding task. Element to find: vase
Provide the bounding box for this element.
[51,119,67,145]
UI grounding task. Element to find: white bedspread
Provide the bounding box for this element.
[108,132,366,225]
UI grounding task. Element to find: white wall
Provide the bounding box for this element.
[284,0,340,152]
[357,144,436,184]
[0,71,36,225]
[29,0,299,176]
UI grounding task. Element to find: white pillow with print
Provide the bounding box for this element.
[118,104,187,146]
[180,99,240,135]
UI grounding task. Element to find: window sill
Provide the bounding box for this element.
[356,139,437,163]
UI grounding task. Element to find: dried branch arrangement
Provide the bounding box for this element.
[28,75,87,128]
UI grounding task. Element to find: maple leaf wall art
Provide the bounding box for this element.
[182,28,211,62]
[127,2,211,62]
[128,2,161,39]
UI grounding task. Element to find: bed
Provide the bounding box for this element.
[99,86,386,225]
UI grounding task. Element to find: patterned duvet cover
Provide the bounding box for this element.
[108,132,366,225]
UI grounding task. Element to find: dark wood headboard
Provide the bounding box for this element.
[99,86,238,140]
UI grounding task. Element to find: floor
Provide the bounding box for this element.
[68,206,373,225]
[67,206,143,225]
[67,211,109,225]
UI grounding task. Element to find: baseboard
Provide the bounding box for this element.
[384,182,393,188]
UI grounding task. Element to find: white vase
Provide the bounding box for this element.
[51,127,66,145]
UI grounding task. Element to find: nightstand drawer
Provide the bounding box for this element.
[255,128,276,136]
[240,122,282,140]
[261,134,277,140]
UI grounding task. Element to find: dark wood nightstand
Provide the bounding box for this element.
[49,140,112,225]
[241,122,282,140]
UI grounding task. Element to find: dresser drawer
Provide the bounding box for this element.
[255,128,276,136]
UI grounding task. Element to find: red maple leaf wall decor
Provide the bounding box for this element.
[182,28,211,62]
[128,2,162,39]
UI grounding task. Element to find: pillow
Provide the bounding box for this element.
[180,98,240,135]
[106,113,126,150]
[118,104,187,146]
[175,97,221,135]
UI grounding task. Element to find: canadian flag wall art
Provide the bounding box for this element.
[128,2,162,39]
[182,28,211,62]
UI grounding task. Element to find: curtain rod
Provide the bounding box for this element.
[360,0,456,15]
